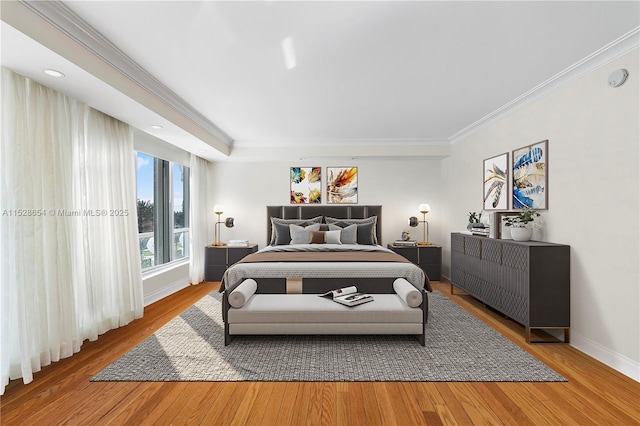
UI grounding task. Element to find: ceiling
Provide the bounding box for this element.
[1,1,639,162]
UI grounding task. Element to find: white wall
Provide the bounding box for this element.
[142,262,190,306]
[209,159,443,248]
[441,48,639,380]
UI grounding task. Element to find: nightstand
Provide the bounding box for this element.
[387,243,442,281]
[204,244,258,282]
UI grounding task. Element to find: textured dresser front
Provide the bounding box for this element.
[450,233,570,335]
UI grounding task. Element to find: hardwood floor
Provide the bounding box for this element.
[2,280,639,425]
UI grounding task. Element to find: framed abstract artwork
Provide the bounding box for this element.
[483,152,509,210]
[290,167,321,204]
[327,167,358,204]
[512,140,548,209]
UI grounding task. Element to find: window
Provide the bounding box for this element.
[136,152,190,270]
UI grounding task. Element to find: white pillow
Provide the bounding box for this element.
[393,278,422,308]
[289,223,321,244]
[229,279,258,308]
[325,230,342,244]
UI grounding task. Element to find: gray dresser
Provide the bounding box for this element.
[450,233,570,343]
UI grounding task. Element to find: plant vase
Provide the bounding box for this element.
[510,226,532,241]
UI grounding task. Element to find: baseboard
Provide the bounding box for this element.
[144,278,190,307]
[571,331,640,382]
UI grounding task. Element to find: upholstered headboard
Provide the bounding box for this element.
[266,205,382,244]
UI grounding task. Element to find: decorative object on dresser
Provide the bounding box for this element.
[290,167,322,204]
[387,243,442,281]
[483,152,509,210]
[327,167,358,204]
[501,207,542,241]
[450,233,569,343]
[212,204,235,246]
[408,203,432,245]
[512,139,548,209]
[467,211,489,236]
[204,244,258,282]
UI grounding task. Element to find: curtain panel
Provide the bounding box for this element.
[189,154,210,284]
[0,68,143,395]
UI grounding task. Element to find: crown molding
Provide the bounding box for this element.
[449,26,640,144]
[233,138,450,148]
[18,0,233,149]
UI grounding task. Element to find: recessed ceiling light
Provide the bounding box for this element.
[151,125,163,129]
[43,69,65,78]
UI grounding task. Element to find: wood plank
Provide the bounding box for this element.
[152,382,219,425]
[446,382,509,425]
[275,382,300,426]
[229,382,261,425]
[242,382,283,425]
[320,382,337,426]
[428,382,474,425]
[395,382,429,425]
[290,382,313,426]
[335,382,352,426]
[406,382,444,426]
[359,382,384,425]
[198,383,248,424]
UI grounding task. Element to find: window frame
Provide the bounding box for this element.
[136,151,190,272]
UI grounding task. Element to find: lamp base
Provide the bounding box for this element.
[211,242,227,247]
[417,241,435,246]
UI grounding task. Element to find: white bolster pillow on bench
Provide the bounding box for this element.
[393,278,422,308]
[229,279,258,308]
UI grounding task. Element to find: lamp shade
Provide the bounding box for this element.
[408,216,419,227]
[225,217,235,228]
[213,204,224,215]
[418,204,430,214]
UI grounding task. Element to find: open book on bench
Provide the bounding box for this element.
[319,286,374,307]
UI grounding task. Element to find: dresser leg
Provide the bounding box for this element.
[450,283,469,296]
[527,326,571,344]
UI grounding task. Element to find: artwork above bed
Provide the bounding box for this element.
[290,167,322,204]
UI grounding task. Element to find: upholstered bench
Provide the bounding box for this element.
[223,279,428,345]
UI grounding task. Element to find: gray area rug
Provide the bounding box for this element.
[92,291,566,382]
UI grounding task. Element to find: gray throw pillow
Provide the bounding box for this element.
[270,216,323,245]
[289,223,321,244]
[325,216,378,245]
[328,223,357,244]
[273,222,293,245]
[356,222,376,245]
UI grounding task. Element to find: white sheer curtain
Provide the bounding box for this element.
[72,107,144,338]
[189,153,211,284]
[0,68,143,395]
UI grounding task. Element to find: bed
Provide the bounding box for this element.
[220,205,431,344]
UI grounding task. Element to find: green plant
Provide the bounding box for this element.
[468,212,482,223]
[502,207,541,228]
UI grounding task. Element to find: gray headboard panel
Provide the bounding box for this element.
[267,205,382,244]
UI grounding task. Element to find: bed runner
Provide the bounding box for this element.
[235,251,411,264]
